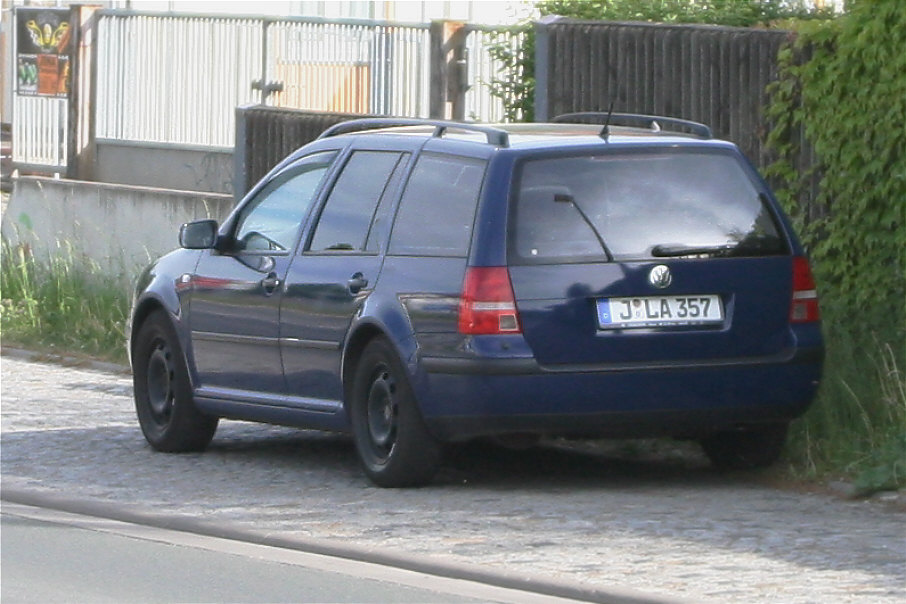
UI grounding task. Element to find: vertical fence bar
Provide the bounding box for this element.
[533,17,556,122]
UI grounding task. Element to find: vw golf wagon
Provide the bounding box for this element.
[129,115,823,487]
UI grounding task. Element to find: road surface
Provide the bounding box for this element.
[1,353,904,603]
[2,503,578,604]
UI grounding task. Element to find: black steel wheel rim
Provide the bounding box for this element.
[366,367,398,460]
[146,339,175,424]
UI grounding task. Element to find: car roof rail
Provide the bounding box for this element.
[318,118,510,147]
[552,112,713,139]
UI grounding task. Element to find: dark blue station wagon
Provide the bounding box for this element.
[129,115,824,487]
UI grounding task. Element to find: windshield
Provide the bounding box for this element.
[509,150,788,263]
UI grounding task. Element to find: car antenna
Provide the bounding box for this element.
[601,59,622,141]
[601,99,616,142]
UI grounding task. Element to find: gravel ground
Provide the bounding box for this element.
[1,353,904,603]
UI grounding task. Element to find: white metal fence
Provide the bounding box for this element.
[264,20,432,118]
[12,96,69,169]
[93,11,516,150]
[13,9,521,172]
[464,26,525,122]
[96,14,264,147]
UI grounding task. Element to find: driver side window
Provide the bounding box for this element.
[233,151,337,252]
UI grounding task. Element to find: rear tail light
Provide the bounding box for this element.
[458,266,522,334]
[790,256,820,323]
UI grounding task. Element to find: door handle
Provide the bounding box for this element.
[347,272,368,294]
[261,272,281,295]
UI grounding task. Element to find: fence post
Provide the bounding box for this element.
[533,15,559,123]
[233,104,253,203]
[429,20,467,120]
[67,4,99,180]
[429,22,444,118]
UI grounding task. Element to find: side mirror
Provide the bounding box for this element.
[179,219,218,249]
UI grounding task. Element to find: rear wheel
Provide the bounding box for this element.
[350,338,442,487]
[133,310,218,452]
[700,423,788,470]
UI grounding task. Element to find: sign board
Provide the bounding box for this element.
[16,8,73,98]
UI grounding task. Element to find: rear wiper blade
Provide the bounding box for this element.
[554,193,614,261]
[651,243,737,257]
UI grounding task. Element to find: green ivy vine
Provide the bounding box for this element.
[765,0,906,336]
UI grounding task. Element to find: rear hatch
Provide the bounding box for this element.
[507,147,794,366]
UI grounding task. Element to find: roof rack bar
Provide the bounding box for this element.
[552,112,713,139]
[318,118,510,147]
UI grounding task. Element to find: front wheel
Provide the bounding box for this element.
[700,423,788,470]
[350,338,442,487]
[132,310,218,452]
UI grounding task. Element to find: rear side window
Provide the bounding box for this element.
[308,151,406,252]
[510,150,787,263]
[389,154,486,257]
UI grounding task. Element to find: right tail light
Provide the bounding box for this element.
[790,256,820,323]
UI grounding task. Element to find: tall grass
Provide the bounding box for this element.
[0,240,130,363]
[786,304,906,494]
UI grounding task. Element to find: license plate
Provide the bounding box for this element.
[596,295,723,329]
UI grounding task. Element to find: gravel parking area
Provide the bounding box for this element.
[2,353,904,603]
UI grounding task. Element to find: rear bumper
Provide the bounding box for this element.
[416,346,823,441]
[422,345,822,375]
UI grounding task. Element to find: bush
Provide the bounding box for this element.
[766,0,906,493]
[537,0,832,27]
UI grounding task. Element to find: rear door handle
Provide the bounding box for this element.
[261,272,281,295]
[347,272,368,294]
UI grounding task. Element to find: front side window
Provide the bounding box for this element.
[233,151,336,252]
[510,150,787,263]
[308,151,406,252]
[389,154,486,257]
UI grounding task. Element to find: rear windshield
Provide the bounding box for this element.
[510,150,788,263]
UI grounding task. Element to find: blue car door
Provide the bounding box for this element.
[280,148,411,401]
[189,151,337,395]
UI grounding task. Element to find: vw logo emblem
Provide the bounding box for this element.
[648,265,672,289]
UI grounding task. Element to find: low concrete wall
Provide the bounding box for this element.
[1,176,234,277]
[94,139,234,195]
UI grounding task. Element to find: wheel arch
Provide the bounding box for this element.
[341,321,417,413]
[129,293,184,367]
[341,323,384,412]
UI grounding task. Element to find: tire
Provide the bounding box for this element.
[700,423,788,470]
[350,338,442,487]
[132,310,218,452]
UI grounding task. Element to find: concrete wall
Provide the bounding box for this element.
[94,140,234,195]
[1,176,234,278]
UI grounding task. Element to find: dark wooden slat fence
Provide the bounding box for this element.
[233,106,369,199]
[535,19,795,170]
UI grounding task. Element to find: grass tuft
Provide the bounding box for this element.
[785,306,906,495]
[1,240,130,364]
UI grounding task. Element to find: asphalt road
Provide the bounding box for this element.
[2,503,571,604]
[1,352,904,603]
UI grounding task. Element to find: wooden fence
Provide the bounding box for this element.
[534,18,796,172]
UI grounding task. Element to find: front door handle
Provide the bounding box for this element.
[347,272,368,294]
[261,272,281,295]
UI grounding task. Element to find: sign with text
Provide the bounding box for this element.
[16,8,73,98]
